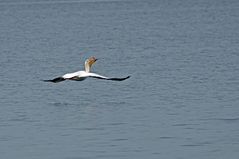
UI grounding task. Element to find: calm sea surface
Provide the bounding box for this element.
[0,0,239,158]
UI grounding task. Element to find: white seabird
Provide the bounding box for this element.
[43,56,130,83]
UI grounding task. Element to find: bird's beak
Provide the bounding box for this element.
[95,58,98,61]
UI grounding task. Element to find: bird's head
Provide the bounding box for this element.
[87,56,97,67]
[85,56,98,72]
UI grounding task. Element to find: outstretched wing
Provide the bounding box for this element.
[43,77,65,83]
[88,73,130,81]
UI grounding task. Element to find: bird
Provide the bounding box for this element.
[43,56,130,83]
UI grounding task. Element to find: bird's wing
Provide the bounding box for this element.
[62,71,81,79]
[88,73,130,81]
[84,56,97,73]
[43,71,82,83]
[43,77,65,83]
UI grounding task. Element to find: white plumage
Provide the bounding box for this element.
[43,56,130,83]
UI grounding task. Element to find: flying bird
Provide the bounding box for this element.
[43,56,130,83]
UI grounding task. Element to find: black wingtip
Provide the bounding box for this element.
[42,77,65,83]
[123,76,130,80]
[108,75,131,81]
[42,79,54,82]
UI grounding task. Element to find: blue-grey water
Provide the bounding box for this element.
[0,0,239,158]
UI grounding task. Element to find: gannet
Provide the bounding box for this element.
[43,56,130,83]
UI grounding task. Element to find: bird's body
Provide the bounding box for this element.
[43,56,130,83]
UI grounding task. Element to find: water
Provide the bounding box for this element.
[0,0,239,158]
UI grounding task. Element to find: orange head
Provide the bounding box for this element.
[85,56,98,72]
